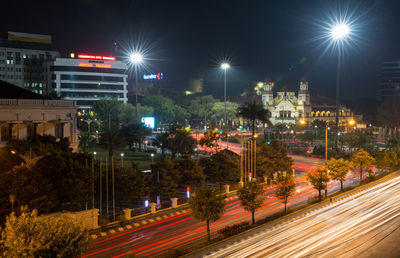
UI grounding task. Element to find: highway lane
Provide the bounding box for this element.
[200,174,400,258]
[83,156,367,257]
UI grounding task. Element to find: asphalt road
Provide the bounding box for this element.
[83,156,365,258]
[198,173,400,258]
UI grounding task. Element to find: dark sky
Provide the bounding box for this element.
[2,0,400,100]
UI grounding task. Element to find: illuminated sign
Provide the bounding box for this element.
[143,72,164,80]
[78,63,112,68]
[77,54,116,61]
[141,117,155,129]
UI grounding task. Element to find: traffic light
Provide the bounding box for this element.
[219,130,223,134]
[267,141,271,145]
[239,125,244,130]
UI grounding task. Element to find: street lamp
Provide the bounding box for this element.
[329,22,350,151]
[120,153,124,168]
[221,62,230,149]
[129,52,143,122]
[221,62,230,127]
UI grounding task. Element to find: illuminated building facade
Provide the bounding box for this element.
[47,54,128,109]
[261,79,361,126]
[0,32,60,95]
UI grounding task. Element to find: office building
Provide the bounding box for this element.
[47,54,128,109]
[0,31,60,95]
[380,61,400,99]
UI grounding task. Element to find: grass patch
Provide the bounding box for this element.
[91,148,158,170]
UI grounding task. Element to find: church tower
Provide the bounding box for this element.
[298,80,310,105]
[262,82,274,108]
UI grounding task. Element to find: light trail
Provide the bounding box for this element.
[200,176,400,258]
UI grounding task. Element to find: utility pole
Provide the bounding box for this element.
[112,156,115,221]
[99,157,102,215]
[106,157,109,220]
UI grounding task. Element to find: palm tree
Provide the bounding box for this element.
[236,100,272,138]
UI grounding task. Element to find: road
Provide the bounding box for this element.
[198,173,400,258]
[83,156,363,258]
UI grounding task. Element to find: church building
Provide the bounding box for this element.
[261,79,361,126]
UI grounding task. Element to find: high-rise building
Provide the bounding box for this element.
[0,31,60,95]
[380,61,400,99]
[47,54,128,109]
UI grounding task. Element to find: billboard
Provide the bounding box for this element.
[141,117,155,129]
[143,72,163,80]
[8,31,51,44]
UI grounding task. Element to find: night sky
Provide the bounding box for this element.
[2,0,400,100]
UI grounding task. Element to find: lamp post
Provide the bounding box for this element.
[130,53,143,122]
[330,23,350,151]
[120,153,124,168]
[221,62,230,149]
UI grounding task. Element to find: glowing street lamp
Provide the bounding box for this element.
[129,52,144,121]
[221,62,230,149]
[330,23,350,40]
[221,62,230,126]
[329,22,351,151]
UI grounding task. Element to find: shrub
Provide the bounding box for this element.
[218,221,250,238]
[1,206,89,257]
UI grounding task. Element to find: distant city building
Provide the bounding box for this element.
[380,61,400,99]
[261,80,361,126]
[188,77,204,93]
[0,31,60,95]
[47,54,128,109]
[0,80,78,151]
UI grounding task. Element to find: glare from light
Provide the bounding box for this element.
[130,53,143,64]
[348,119,355,125]
[221,63,230,70]
[331,23,350,40]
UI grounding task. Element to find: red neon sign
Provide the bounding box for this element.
[77,54,115,61]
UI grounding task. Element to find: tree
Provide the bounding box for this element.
[237,180,265,224]
[299,131,315,144]
[210,101,239,125]
[151,156,180,199]
[189,95,216,126]
[142,95,189,124]
[78,131,97,153]
[237,100,272,138]
[98,127,125,159]
[174,154,205,188]
[92,99,122,129]
[154,132,171,155]
[307,166,330,201]
[377,97,400,138]
[256,140,293,181]
[120,123,152,151]
[188,186,226,242]
[115,168,152,204]
[0,165,57,219]
[199,130,221,151]
[351,148,375,182]
[273,172,296,213]
[0,137,92,221]
[327,158,353,191]
[203,151,239,189]
[169,128,197,157]
[1,206,89,257]
[118,103,154,125]
[376,151,399,172]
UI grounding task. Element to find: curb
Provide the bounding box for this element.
[90,209,191,240]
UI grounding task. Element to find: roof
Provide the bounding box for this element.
[0,80,46,99]
[310,95,335,106]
